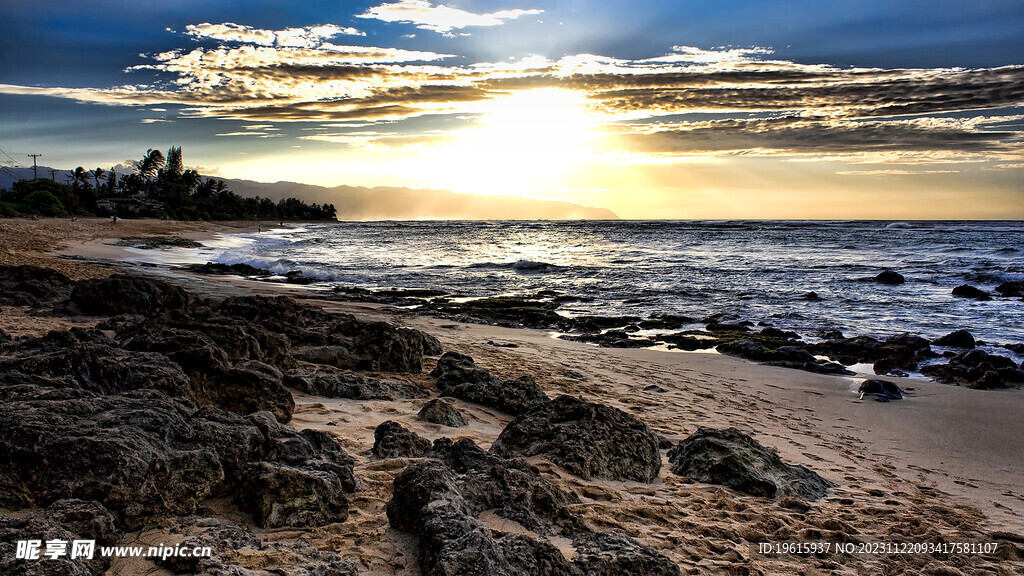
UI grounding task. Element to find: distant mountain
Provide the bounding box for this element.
[222,179,618,220]
[1,167,618,220]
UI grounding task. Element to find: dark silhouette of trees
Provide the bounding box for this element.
[1,145,336,221]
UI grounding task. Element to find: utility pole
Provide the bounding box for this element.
[27,154,41,180]
[49,168,58,181]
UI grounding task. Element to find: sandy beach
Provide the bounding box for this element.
[1,218,1022,575]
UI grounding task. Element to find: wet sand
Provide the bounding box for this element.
[3,217,1023,574]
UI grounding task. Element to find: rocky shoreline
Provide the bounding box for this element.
[1,256,1022,574]
[0,264,846,575]
[176,254,1024,392]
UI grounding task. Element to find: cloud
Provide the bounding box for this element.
[613,116,1023,161]
[358,0,542,35]
[2,33,1022,165]
[185,22,365,47]
[835,169,963,176]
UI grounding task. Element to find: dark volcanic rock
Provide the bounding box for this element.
[934,329,976,348]
[0,265,74,308]
[115,236,202,249]
[211,360,294,423]
[952,284,992,301]
[921,349,1024,389]
[872,270,905,285]
[0,499,118,576]
[0,328,194,398]
[858,379,904,401]
[387,438,677,576]
[285,366,428,400]
[418,398,468,427]
[668,427,835,500]
[491,395,661,483]
[717,338,852,375]
[186,261,273,276]
[236,461,349,528]
[561,330,656,348]
[424,294,567,329]
[996,281,1024,297]
[573,532,681,576]
[71,274,193,316]
[214,295,433,372]
[810,333,933,371]
[657,333,717,351]
[637,314,694,330]
[431,352,549,416]
[0,367,352,530]
[373,421,433,459]
[0,387,226,528]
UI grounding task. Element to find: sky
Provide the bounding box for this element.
[1,0,1022,219]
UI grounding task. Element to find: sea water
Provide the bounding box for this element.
[195,220,1024,346]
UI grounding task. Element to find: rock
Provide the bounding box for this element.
[561,330,656,348]
[934,330,976,348]
[573,532,682,576]
[208,360,294,423]
[387,438,676,576]
[115,236,203,249]
[214,295,432,372]
[995,281,1024,297]
[0,387,226,528]
[657,333,717,351]
[921,349,1024,389]
[637,314,694,330]
[285,366,428,400]
[431,352,550,416]
[0,328,195,399]
[373,421,432,459]
[418,398,468,427]
[423,294,567,329]
[71,274,193,316]
[236,462,349,528]
[872,270,905,285]
[668,427,835,500]
[643,384,667,393]
[0,328,10,345]
[952,284,992,301]
[0,499,118,576]
[0,265,74,308]
[801,291,821,301]
[491,395,661,482]
[811,333,933,371]
[858,379,904,401]
[186,261,273,276]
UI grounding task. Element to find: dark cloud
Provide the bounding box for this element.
[618,116,1022,156]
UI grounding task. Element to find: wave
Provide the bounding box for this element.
[467,260,564,273]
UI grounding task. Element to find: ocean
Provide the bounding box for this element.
[163,220,1024,347]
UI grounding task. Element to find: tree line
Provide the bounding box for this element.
[0,146,337,221]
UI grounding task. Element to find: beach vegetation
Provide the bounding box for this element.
[0,146,336,221]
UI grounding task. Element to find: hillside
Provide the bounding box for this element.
[1,167,618,220]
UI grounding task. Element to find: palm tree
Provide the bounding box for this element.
[91,167,106,191]
[137,148,165,181]
[71,167,90,190]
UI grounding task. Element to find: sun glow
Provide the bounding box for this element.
[429,88,604,197]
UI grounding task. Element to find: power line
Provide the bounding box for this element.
[27,153,42,180]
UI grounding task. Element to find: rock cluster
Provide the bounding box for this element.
[668,428,835,500]
[386,438,680,576]
[431,351,549,416]
[921,349,1024,389]
[0,269,440,535]
[491,395,662,483]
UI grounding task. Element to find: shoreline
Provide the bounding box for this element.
[1,218,1022,574]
